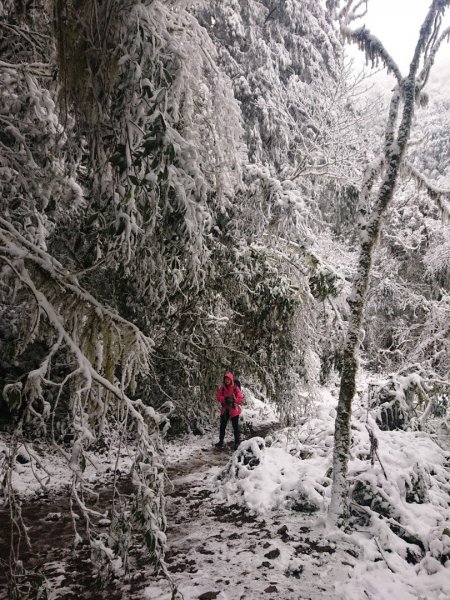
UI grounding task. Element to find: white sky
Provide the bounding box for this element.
[348,0,450,92]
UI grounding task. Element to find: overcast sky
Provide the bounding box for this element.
[348,0,450,92]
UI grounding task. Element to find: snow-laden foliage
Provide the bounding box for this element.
[1,0,245,589]
[366,191,450,383]
[52,0,244,303]
[0,0,354,592]
[367,368,449,434]
[362,95,450,427]
[51,0,354,430]
[191,0,364,418]
[197,0,342,172]
[197,0,367,193]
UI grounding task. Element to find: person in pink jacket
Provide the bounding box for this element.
[215,371,243,450]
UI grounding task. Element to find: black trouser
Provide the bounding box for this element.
[219,412,240,446]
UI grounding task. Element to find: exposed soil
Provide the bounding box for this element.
[0,476,141,599]
[0,422,354,599]
[0,426,278,599]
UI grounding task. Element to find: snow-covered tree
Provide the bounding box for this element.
[0,0,249,590]
[193,0,364,417]
[327,0,450,524]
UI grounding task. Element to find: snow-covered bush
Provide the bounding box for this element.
[216,388,450,598]
[217,392,337,513]
[218,436,322,514]
[364,369,450,436]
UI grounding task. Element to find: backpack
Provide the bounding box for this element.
[233,370,242,390]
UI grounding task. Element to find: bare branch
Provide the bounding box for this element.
[345,1,369,23]
[365,425,388,479]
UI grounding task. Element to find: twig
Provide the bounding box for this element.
[366,425,388,480]
[374,536,396,573]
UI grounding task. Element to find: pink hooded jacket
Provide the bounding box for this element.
[216,372,243,417]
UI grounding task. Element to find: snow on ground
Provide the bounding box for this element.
[145,452,357,600]
[0,436,134,498]
[152,387,450,600]
[1,387,449,599]
[147,390,354,599]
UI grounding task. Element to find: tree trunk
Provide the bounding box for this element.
[328,80,417,523]
[327,0,447,523]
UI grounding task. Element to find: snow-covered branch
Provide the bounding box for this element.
[0,59,51,76]
[409,0,450,77]
[340,26,402,84]
[419,25,450,88]
[403,161,450,217]
[0,217,152,346]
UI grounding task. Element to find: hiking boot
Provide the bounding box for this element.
[215,442,224,449]
[233,442,240,451]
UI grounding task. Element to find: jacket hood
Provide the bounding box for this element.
[223,372,234,385]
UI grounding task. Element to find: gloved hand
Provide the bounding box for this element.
[225,396,234,408]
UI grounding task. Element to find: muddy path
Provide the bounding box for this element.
[166,423,275,479]
[0,425,278,599]
[0,476,138,599]
[145,424,354,600]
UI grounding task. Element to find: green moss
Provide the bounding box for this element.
[53,0,121,126]
[351,480,372,507]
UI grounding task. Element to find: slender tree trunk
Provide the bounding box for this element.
[328,78,417,522]
[327,0,448,523]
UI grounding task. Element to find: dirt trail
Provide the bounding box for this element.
[0,424,354,599]
[0,477,137,599]
[0,426,277,599]
[166,424,275,480]
[149,426,354,600]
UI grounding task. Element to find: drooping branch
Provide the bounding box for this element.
[0,219,172,580]
[0,215,165,456]
[403,161,450,217]
[340,26,403,84]
[0,248,159,430]
[0,217,151,355]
